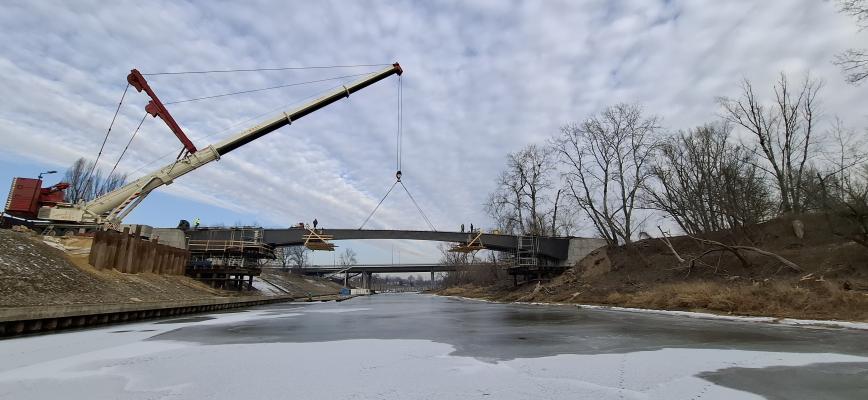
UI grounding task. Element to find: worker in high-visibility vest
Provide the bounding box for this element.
[193,217,200,230]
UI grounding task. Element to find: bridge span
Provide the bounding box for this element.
[188,228,605,265]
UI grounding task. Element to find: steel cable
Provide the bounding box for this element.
[400,181,436,231]
[143,63,391,76]
[164,72,375,105]
[359,180,398,230]
[108,112,148,178]
[83,83,130,194]
[396,76,403,171]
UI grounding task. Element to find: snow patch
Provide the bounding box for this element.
[302,307,371,313]
[441,295,868,331]
[1,338,866,400]
[249,277,286,296]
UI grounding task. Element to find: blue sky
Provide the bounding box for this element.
[1,0,865,264]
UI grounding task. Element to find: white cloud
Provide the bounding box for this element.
[1,0,865,261]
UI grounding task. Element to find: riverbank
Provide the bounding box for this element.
[436,293,868,331]
[438,278,868,322]
[439,216,868,323]
[0,228,341,308]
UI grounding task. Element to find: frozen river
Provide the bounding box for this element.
[0,294,866,399]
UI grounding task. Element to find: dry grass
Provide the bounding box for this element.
[441,280,868,321]
[438,216,868,321]
[598,280,868,321]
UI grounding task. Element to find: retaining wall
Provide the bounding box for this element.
[89,229,189,274]
[0,296,293,337]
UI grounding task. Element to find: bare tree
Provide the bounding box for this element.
[280,246,309,273]
[548,188,580,236]
[274,247,294,272]
[718,73,822,215]
[646,123,775,234]
[825,117,867,200]
[485,144,560,235]
[835,0,868,84]
[339,248,358,268]
[816,164,868,248]
[63,157,127,204]
[835,49,868,84]
[553,103,660,245]
[438,244,504,287]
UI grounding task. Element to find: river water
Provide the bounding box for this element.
[0,294,866,399]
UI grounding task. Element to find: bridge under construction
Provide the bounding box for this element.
[187,227,607,286]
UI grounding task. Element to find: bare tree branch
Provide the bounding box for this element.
[553,103,660,245]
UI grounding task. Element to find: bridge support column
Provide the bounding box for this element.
[430,271,435,289]
[363,272,373,290]
[344,271,349,287]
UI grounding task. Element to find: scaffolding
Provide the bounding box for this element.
[515,235,538,269]
[449,231,485,253]
[303,228,336,251]
[186,227,274,290]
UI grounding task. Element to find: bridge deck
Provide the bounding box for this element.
[188,228,574,261]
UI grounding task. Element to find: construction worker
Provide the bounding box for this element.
[461,223,465,232]
[470,223,474,233]
[193,217,200,230]
[313,218,318,229]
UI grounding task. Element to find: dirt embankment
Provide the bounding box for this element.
[440,215,868,321]
[1,229,247,308]
[257,270,344,297]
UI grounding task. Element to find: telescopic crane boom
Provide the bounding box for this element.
[34,63,403,226]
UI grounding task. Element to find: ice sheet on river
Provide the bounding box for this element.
[0,298,866,400]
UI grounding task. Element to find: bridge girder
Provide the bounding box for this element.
[263,229,570,261]
[187,228,578,261]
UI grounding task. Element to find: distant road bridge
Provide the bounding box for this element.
[288,263,463,290]
[299,264,458,275]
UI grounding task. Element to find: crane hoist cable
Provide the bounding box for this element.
[396,74,403,172]
[359,76,437,232]
[83,83,130,192]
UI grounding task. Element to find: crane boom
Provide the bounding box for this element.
[37,63,403,225]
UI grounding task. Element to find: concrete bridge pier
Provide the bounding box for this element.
[560,238,609,267]
[362,272,373,290]
[344,271,349,287]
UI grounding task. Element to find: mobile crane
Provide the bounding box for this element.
[4,63,403,228]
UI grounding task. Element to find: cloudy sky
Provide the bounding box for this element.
[0,0,865,264]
